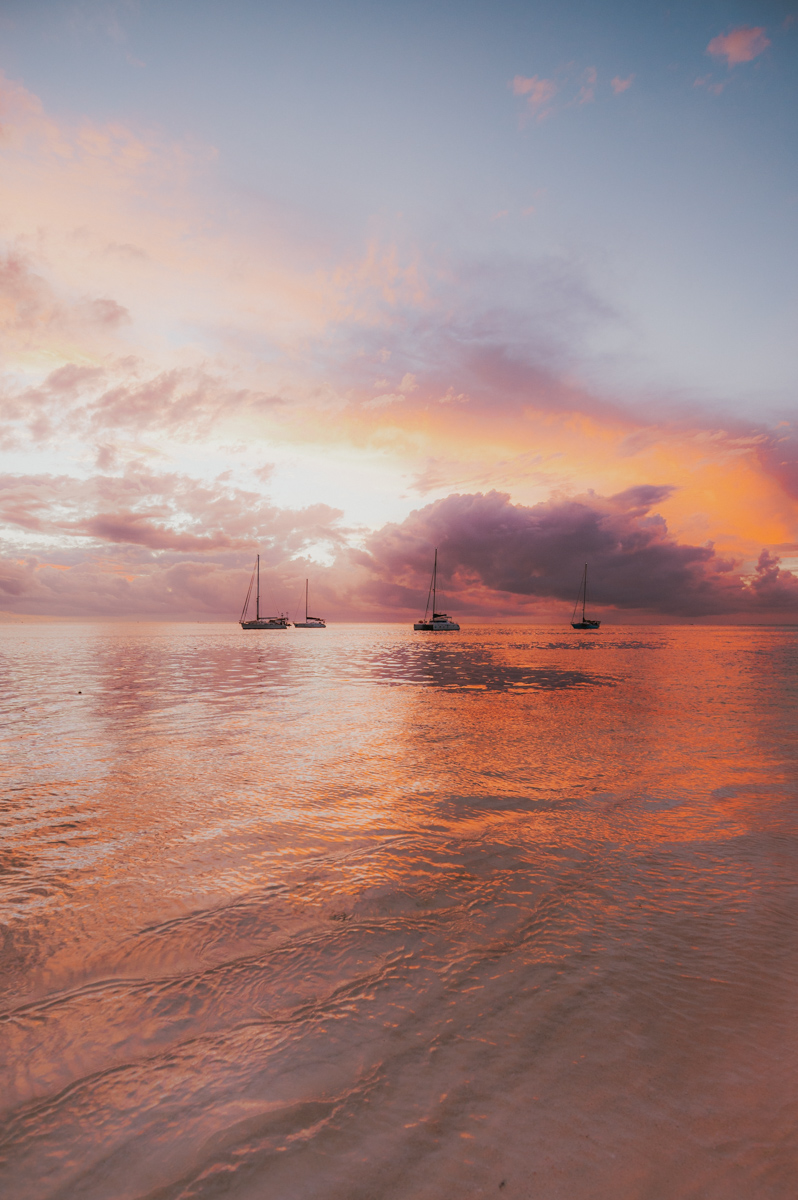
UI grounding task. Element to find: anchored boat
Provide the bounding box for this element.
[294,579,326,628]
[240,555,292,629]
[571,563,601,630]
[414,549,460,631]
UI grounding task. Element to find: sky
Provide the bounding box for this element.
[0,0,797,622]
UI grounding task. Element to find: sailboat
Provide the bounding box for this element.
[414,549,460,631]
[571,563,601,630]
[294,579,326,628]
[239,555,292,629]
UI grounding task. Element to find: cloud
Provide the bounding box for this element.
[81,296,130,327]
[0,249,130,357]
[576,68,597,106]
[360,487,798,618]
[511,75,558,120]
[0,251,60,336]
[0,464,351,618]
[0,552,248,618]
[77,512,240,552]
[747,548,798,606]
[753,422,798,501]
[611,75,634,95]
[0,68,355,382]
[693,75,726,95]
[0,68,795,624]
[0,467,347,555]
[0,357,278,454]
[1,473,796,620]
[706,26,771,66]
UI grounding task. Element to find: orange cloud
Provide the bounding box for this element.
[0,70,796,621]
[707,26,770,66]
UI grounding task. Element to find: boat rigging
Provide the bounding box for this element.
[294,579,326,628]
[240,555,292,629]
[571,563,601,630]
[414,549,460,631]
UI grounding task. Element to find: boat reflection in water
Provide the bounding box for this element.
[240,555,292,629]
[367,638,617,692]
[414,548,460,631]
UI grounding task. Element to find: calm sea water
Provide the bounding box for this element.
[1,622,797,1200]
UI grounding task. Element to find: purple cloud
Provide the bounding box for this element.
[361,487,798,617]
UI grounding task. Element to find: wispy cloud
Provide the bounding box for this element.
[693,75,726,95]
[707,26,770,67]
[611,75,634,95]
[511,75,558,121]
[576,67,597,106]
[0,467,345,551]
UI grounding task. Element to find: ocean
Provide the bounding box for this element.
[1,622,796,1199]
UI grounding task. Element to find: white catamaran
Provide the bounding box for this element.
[294,579,326,628]
[571,563,601,630]
[414,549,460,631]
[240,555,292,629]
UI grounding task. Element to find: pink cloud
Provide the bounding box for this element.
[2,482,795,621]
[576,67,597,105]
[693,74,727,94]
[0,70,795,623]
[0,468,347,558]
[78,512,240,552]
[0,250,130,358]
[511,75,558,120]
[0,356,274,453]
[706,26,770,66]
[0,250,62,338]
[611,75,634,95]
[80,296,130,327]
[696,76,724,95]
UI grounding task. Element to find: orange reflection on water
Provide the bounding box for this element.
[0,623,796,1199]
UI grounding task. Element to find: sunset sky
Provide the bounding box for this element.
[1,0,796,621]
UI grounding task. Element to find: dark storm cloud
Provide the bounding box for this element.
[363,488,798,617]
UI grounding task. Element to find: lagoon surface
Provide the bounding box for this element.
[1,622,797,1199]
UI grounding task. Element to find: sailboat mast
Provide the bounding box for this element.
[305,578,308,621]
[582,564,587,622]
[433,548,437,614]
[256,554,260,622]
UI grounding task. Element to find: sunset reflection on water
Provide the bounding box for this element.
[1,623,796,1199]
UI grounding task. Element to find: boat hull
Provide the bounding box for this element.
[241,620,291,630]
[414,621,460,631]
[571,620,601,630]
[294,621,326,628]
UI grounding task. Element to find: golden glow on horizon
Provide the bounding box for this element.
[0,67,795,620]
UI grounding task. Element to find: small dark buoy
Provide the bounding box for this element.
[78,691,82,694]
